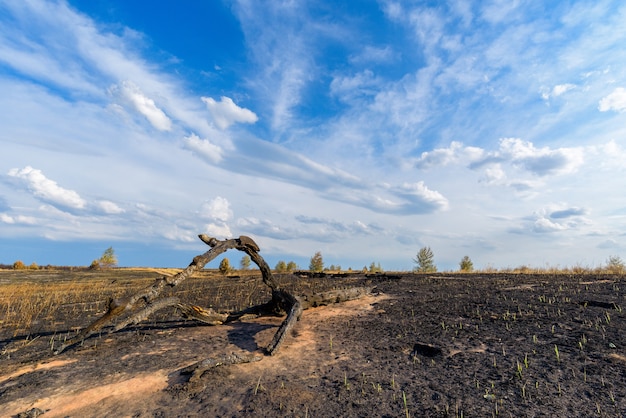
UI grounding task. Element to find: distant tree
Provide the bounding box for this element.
[459,255,474,272]
[13,260,26,270]
[369,262,383,273]
[413,246,437,273]
[286,261,297,272]
[29,262,38,270]
[309,251,324,272]
[89,259,101,270]
[219,258,232,275]
[275,260,287,273]
[240,255,251,270]
[99,246,118,268]
[606,255,625,274]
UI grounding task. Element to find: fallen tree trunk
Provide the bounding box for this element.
[53,235,374,363]
[54,235,295,354]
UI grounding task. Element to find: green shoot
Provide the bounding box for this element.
[403,391,410,418]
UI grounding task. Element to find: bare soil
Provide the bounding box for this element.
[1,272,625,417]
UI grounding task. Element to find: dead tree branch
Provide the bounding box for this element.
[53,234,373,367]
[54,235,299,355]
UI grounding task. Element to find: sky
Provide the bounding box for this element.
[1,0,626,271]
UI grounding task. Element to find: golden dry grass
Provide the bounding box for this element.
[0,268,272,343]
[0,270,157,338]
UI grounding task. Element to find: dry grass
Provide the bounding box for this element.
[0,270,158,338]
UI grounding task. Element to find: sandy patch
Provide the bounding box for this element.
[0,359,76,384]
[1,370,168,418]
[236,294,389,375]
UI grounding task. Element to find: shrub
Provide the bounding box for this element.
[309,251,324,272]
[13,260,26,270]
[606,255,625,274]
[369,262,383,273]
[459,256,474,272]
[29,262,38,270]
[89,259,101,270]
[275,260,287,273]
[413,247,437,273]
[286,261,297,272]
[219,258,232,275]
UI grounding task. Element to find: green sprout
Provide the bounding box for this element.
[403,391,410,418]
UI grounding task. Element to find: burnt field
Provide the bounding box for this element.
[1,269,625,417]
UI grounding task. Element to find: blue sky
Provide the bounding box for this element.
[1,0,626,270]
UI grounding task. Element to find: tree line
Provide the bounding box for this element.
[8,245,626,275]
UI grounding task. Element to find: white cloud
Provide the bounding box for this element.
[236,216,291,240]
[162,226,196,242]
[517,204,592,234]
[349,46,395,64]
[498,138,584,176]
[113,81,172,131]
[598,87,626,112]
[330,70,382,104]
[200,197,233,222]
[95,200,125,214]
[480,164,506,184]
[480,0,522,24]
[0,213,37,225]
[201,96,258,130]
[541,83,576,100]
[294,215,381,238]
[331,180,449,215]
[396,181,450,212]
[182,133,223,164]
[413,141,482,169]
[532,217,568,233]
[414,139,584,180]
[553,83,576,96]
[203,223,232,239]
[7,166,86,210]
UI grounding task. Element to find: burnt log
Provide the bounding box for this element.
[54,235,290,354]
[53,234,374,368]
